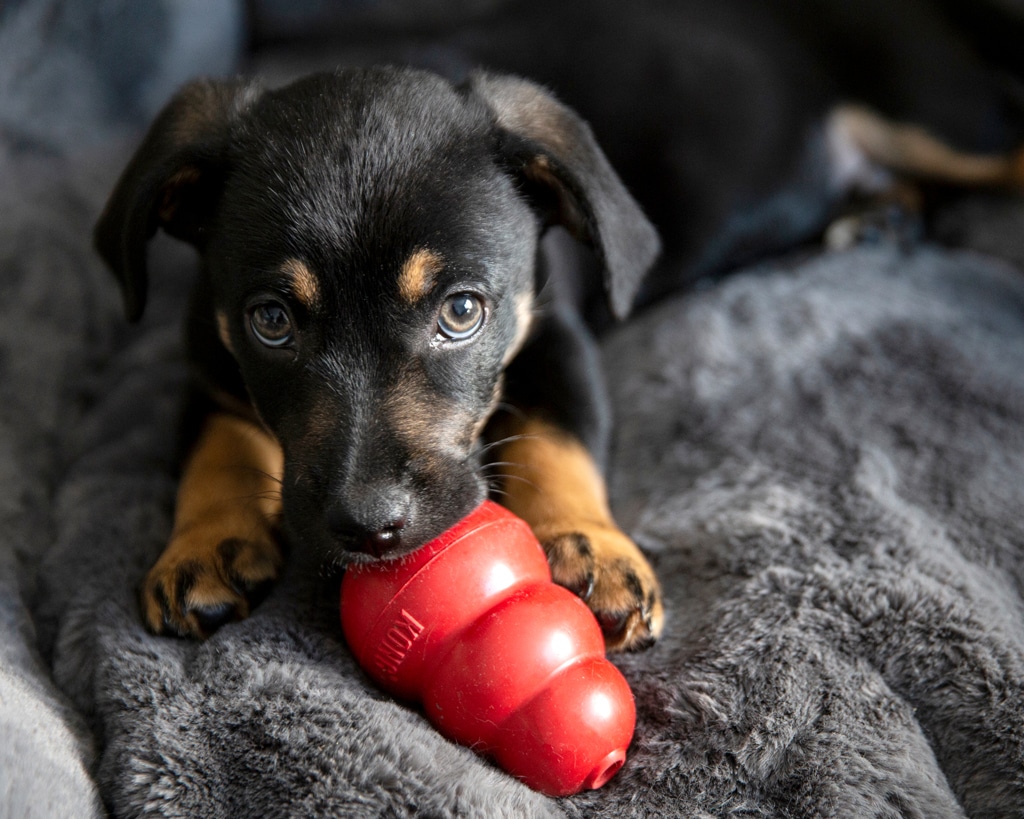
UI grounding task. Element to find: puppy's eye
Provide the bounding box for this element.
[436,293,485,341]
[249,301,294,347]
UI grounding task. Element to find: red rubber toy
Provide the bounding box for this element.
[341,500,636,797]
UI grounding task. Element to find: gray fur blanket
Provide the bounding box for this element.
[3,2,1024,817]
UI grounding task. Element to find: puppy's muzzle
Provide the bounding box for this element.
[326,484,414,558]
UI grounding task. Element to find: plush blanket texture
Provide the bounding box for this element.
[3,2,1024,817]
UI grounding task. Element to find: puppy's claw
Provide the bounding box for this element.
[564,573,597,603]
[597,605,659,653]
[542,527,663,652]
[577,573,596,603]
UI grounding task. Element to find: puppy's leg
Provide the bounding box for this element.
[490,309,663,652]
[141,412,284,638]
[494,416,663,651]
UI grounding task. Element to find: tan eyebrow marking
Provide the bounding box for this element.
[216,310,233,354]
[281,259,320,308]
[503,292,536,366]
[398,249,444,304]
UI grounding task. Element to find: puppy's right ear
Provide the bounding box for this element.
[94,78,261,322]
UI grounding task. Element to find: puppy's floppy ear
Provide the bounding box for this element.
[94,78,261,322]
[469,71,660,319]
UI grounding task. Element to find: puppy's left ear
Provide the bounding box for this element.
[469,71,660,319]
[94,78,261,322]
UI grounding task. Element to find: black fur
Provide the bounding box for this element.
[94,66,659,561]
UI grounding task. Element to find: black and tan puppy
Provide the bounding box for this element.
[95,68,664,650]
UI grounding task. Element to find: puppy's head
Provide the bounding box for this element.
[95,67,659,561]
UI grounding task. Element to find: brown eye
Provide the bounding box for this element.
[437,293,485,341]
[249,301,293,347]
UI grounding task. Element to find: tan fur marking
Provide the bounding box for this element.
[386,376,476,458]
[494,417,663,651]
[171,414,283,534]
[832,105,1024,189]
[503,292,536,367]
[216,310,233,354]
[282,259,320,309]
[497,418,614,535]
[141,413,284,636]
[398,249,443,304]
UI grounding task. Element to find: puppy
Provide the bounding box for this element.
[94,68,664,651]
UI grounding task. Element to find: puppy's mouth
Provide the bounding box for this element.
[283,457,488,566]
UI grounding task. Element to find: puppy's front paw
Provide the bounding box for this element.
[140,531,282,638]
[542,525,663,652]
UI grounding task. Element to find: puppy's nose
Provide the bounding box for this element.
[327,488,411,557]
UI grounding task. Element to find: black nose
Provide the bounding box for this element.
[327,487,412,557]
